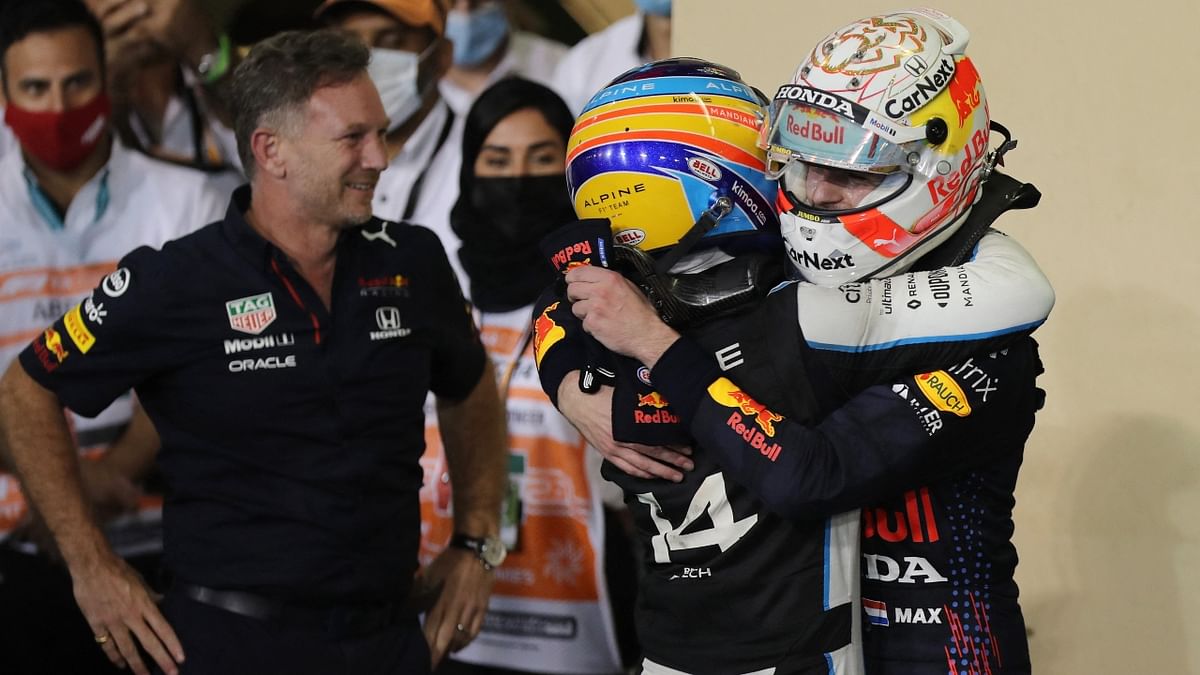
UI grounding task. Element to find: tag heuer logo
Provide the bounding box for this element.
[226,292,277,335]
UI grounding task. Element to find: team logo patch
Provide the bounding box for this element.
[225,292,277,335]
[633,391,678,424]
[44,328,69,363]
[637,391,669,408]
[637,366,652,386]
[101,268,131,298]
[532,303,565,368]
[613,229,645,246]
[914,370,972,417]
[706,378,783,462]
[369,306,411,341]
[64,305,96,353]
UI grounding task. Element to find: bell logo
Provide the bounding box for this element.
[687,156,723,182]
[614,229,645,246]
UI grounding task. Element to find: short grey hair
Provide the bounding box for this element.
[229,29,370,178]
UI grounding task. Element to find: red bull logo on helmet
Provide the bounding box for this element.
[947,57,982,128]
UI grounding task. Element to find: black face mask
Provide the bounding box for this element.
[451,174,576,311]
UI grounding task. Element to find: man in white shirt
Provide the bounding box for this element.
[552,0,672,114]
[438,0,567,116]
[82,0,244,196]
[0,2,225,671]
[318,0,470,289]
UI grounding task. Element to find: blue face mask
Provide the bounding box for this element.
[635,0,672,17]
[445,2,510,67]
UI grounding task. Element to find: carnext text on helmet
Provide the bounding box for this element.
[883,55,956,120]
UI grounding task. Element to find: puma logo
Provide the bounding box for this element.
[873,231,902,248]
[362,222,397,248]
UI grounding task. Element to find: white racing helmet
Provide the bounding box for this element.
[762,8,993,285]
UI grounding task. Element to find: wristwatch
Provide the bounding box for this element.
[449,533,507,571]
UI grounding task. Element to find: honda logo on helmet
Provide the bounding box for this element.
[774,85,858,120]
[903,54,929,78]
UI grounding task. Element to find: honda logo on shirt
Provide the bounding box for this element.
[376,306,401,330]
[370,306,411,341]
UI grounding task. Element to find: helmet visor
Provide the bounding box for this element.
[781,161,910,213]
[761,86,926,178]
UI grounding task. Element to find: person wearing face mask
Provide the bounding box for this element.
[317,0,472,289]
[551,0,672,115]
[0,1,225,673]
[438,1,566,117]
[420,77,631,675]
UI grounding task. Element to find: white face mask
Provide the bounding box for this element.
[368,43,438,131]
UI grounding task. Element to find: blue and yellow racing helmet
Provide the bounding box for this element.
[566,58,780,256]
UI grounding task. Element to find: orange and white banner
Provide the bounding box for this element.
[418,309,621,674]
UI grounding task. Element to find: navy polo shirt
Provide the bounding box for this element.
[20,186,486,604]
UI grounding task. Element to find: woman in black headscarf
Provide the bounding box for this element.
[431,78,636,675]
[450,77,576,311]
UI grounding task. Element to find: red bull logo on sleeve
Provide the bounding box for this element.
[44,328,69,363]
[637,391,669,408]
[634,390,679,424]
[550,241,594,274]
[532,303,566,368]
[707,378,783,462]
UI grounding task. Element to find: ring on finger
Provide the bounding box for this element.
[455,622,466,633]
[94,633,111,645]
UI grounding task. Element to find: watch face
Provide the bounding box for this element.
[481,536,507,567]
